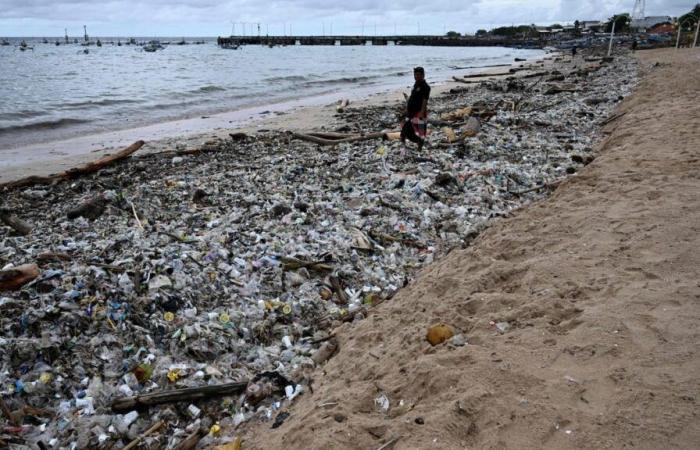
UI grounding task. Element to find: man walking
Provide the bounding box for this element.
[401,66,430,152]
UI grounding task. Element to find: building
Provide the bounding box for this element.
[581,20,605,32]
[648,23,674,34]
[631,16,673,31]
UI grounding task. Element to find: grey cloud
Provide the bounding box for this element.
[0,0,695,35]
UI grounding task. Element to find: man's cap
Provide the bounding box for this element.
[413,66,425,73]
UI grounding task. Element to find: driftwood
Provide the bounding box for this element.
[463,71,511,78]
[0,264,40,291]
[368,230,428,250]
[600,111,626,126]
[36,252,72,263]
[0,141,145,191]
[508,179,564,196]
[0,212,32,235]
[329,275,349,304]
[544,85,580,95]
[172,428,204,450]
[0,397,18,427]
[452,77,480,84]
[291,131,390,146]
[111,380,248,413]
[281,256,333,273]
[66,195,107,220]
[121,420,165,450]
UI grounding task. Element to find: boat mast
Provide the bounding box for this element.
[84,25,88,42]
[65,28,69,44]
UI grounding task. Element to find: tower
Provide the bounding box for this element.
[631,0,645,20]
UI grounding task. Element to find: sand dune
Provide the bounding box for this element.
[239,48,700,449]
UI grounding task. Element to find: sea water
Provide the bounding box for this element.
[0,38,543,150]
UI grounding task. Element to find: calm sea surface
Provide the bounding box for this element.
[0,38,544,149]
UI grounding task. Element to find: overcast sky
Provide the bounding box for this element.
[0,0,694,37]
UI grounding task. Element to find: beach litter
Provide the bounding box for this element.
[0,49,638,448]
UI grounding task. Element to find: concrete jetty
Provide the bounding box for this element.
[216,35,541,48]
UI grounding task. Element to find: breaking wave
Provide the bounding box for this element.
[0,118,90,135]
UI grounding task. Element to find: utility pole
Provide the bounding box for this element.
[83,25,88,42]
[64,28,69,44]
[607,19,616,56]
[694,18,699,47]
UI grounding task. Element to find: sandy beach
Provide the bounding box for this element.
[236,47,700,449]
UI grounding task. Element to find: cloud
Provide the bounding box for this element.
[0,0,694,36]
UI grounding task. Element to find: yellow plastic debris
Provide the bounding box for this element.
[282,304,292,315]
[167,369,180,383]
[39,372,53,384]
[210,423,221,435]
[219,312,230,324]
[164,311,175,322]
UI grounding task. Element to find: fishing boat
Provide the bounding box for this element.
[19,40,34,51]
[1,39,10,46]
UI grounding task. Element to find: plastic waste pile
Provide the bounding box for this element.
[0,50,638,448]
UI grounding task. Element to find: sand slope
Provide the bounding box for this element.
[240,48,700,449]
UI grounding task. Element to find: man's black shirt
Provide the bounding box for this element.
[407,80,430,117]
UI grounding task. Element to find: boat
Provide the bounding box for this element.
[42,38,48,44]
[55,40,60,46]
[18,40,34,51]
[96,39,102,47]
[1,39,10,46]
[142,40,165,52]
[221,41,240,50]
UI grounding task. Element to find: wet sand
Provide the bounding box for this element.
[237,47,700,449]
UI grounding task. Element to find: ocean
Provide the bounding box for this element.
[0,38,544,150]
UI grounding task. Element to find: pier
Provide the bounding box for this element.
[216,35,541,48]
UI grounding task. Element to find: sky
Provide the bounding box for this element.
[0,0,695,37]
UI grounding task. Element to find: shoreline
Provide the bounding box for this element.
[0,53,554,184]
